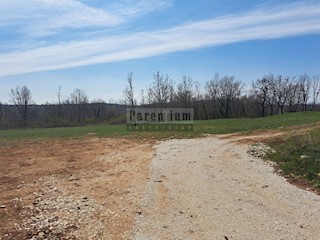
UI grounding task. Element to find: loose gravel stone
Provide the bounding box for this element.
[134,137,320,239]
[17,176,109,239]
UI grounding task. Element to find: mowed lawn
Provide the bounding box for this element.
[0,111,319,141]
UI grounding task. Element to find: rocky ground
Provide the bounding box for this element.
[0,137,154,239]
[133,137,320,239]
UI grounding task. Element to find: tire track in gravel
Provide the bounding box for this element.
[133,137,320,240]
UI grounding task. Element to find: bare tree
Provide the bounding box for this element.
[140,89,145,106]
[311,75,320,111]
[10,85,33,126]
[205,73,220,118]
[169,83,175,104]
[273,75,290,114]
[218,75,243,118]
[175,75,194,107]
[206,74,243,118]
[146,86,153,105]
[194,81,202,102]
[148,71,174,108]
[123,72,135,107]
[286,79,301,112]
[252,75,301,115]
[70,88,88,124]
[193,81,207,120]
[263,74,277,115]
[299,74,312,111]
[251,77,270,117]
[91,98,105,120]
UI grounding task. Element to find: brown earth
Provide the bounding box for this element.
[0,137,155,240]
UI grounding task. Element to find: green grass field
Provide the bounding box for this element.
[195,111,320,134]
[267,128,320,189]
[0,111,319,141]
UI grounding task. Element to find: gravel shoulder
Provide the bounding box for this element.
[133,137,320,240]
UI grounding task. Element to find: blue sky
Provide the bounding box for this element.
[0,0,320,104]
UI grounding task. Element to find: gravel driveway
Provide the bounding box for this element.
[133,137,320,240]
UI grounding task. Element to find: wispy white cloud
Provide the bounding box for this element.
[0,2,320,77]
[0,0,171,38]
[113,0,173,17]
[0,0,124,37]
[37,0,124,29]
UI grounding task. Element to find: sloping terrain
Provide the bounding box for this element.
[1,133,320,239]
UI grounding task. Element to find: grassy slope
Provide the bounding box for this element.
[266,128,320,189]
[0,111,320,141]
[194,111,320,134]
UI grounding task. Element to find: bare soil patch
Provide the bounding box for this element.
[218,122,320,144]
[0,137,154,239]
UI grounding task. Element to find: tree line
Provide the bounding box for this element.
[0,72,319,129]
[124,72,320,120]
[0,87,125,129]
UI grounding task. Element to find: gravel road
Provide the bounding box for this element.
[133,137,320,240]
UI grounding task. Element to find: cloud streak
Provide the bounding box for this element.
[0,0,171,39]
[0,0,124,38]
[1,2,320,77]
